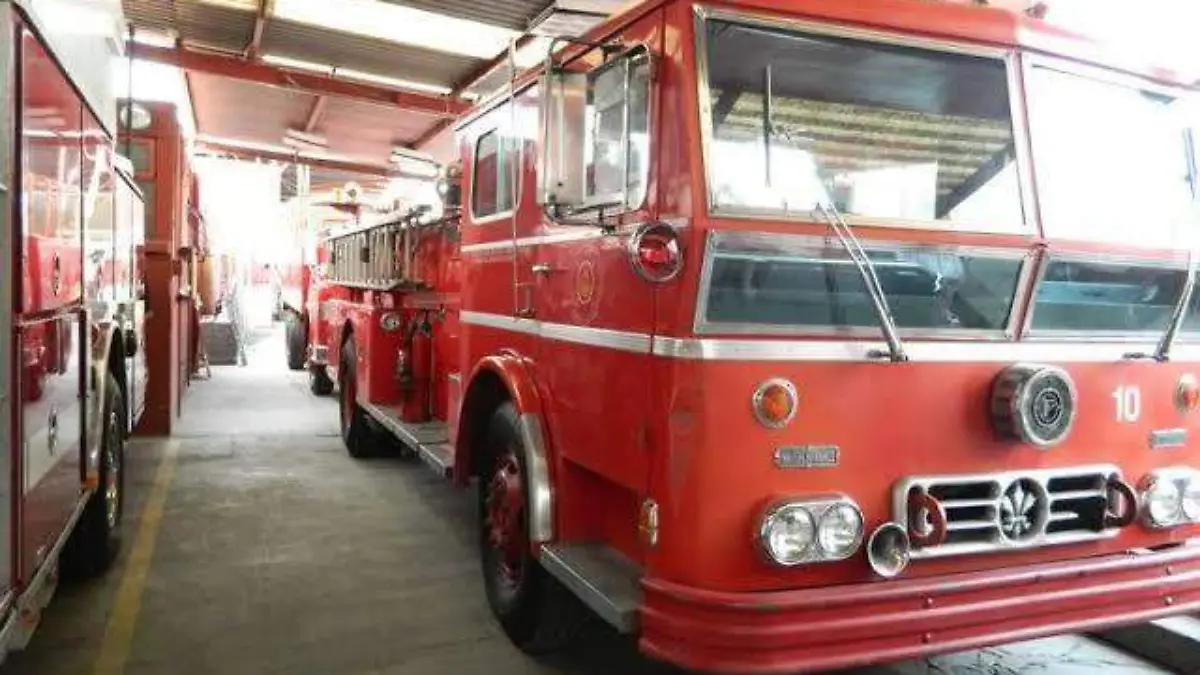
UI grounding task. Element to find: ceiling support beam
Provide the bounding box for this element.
[304,96,328,133]
[413,35,536,150]
[244,0,271,60]
[131,43,469,119]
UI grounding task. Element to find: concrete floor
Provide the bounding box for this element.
[5,328,1186,675]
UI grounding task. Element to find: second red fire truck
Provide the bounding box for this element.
[298,0,1200,671]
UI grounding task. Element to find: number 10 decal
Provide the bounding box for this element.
[1112,386,1141,423]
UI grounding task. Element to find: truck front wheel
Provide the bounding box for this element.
[479,402,587,654]
[62,373,125,579]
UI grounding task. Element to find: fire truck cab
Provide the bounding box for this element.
[313,0,1200,672]
[0,0,143,664]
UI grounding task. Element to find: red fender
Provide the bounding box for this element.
[454,350,555,543]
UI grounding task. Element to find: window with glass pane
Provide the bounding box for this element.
[1030,259,1187,333]
[472,129,518,219]
[702,20,1022,229]
[1026,67,1195,249]
[584,50,651,208]
[701,233,1023,331]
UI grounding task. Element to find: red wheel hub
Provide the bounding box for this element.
[485,451,526,588]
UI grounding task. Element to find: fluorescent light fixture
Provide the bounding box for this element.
[273,0,519,60]
[130,29,178,49]
[283,128,329,150]
[390,148,440,178]
[336,68,451,95]
[261,53,334,76]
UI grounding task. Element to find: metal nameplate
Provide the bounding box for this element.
[775,445,839,469]
[1150,428,1187,449]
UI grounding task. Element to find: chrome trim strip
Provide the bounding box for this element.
[460,229,608,254]
[652,337,1200,363]
[693,5,1033,235]
[540,322,652,354]
[519,413,554,543]
[460,310,540,337]
[461,311,652,354]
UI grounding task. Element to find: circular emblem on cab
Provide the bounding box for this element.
[990,364,1077,448]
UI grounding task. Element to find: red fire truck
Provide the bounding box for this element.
[308,0,1200,671]
[1,0,143,663]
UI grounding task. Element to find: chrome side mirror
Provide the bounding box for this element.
[537,67,587,209]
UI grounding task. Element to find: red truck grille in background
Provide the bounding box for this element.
[895,466,1120,559]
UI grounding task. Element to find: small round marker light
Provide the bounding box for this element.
[628,222,682,282]
[752,378,798,429]
[1178,374,1200,413]
[867,523,911,578]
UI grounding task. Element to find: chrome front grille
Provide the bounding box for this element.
[894,465,1122,559]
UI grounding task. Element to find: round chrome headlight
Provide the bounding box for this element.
[817,502,864,560]
[1181,476,1200,523]
[379,313,402,332]
[1145,478,1184,527]
[759,504,816,566]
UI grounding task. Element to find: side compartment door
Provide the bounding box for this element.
[18,24,87,582]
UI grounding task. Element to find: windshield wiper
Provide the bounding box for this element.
[1125,247,1197,362]
[814,201,908,362]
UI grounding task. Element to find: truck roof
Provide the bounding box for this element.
[461,0,1193,128]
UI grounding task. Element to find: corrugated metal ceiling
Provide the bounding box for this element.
[377,0,551,31]
[121,0,577,176]
[124,0,256,54]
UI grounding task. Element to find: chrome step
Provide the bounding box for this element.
[417,443,454,478]
[360,402,453,478]
[539,543,641,633]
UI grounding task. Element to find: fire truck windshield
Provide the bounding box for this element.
[700,18,1023,230]
[1026,64,1197,251]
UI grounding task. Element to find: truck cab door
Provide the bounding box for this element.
[531,35,662,527]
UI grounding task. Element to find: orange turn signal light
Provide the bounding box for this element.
[1178,374,1200,413]
[753,378,798,428]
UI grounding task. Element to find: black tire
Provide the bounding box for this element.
[62,373,125,580]
[338,336,377,458]
[285,315,306,371]
[480,402,588,654]
[309,364,334,396]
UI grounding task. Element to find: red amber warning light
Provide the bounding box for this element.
[1178,374,1200,412]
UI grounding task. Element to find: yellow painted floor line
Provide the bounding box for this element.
[91,441,180,675]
